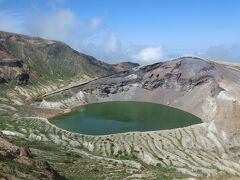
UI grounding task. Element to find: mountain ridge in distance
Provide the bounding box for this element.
[0,31,139,84]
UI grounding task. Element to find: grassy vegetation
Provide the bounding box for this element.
[0,155,44,179]
[10,137,131,179]
[0,116,192,179]
[5,38,112,82]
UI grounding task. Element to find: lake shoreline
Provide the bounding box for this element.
[47,108,77,121]
[49,101,202,135]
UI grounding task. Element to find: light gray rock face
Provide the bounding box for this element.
[15,56,240,178]
[38,57,240,135]
[64,57,222,96]
[2,116,240,178]
[41,57,222,118]
[39,57,240,132]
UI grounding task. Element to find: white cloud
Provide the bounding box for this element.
[0,4,166,64]
[1,2,240,64]
[104,33,121,53]
[132,47,163,63]
[0,6,169,64]
[89,17,103,31]
[25,9,104,43]
[47,0,65,8]
[26,9,78,42]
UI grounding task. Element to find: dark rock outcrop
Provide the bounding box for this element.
[111,62,140,72]
[70,56,222,98]
[18,72,30,85]
[0,136,66,180]
[0,59,30,85]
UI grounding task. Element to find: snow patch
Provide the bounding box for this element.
[208,121,217,133]
[217,91,237,101]
[39,99,66,109]
[1,130,25,138]
[131,83,140,87]
[29,134,42,141]
[75,91,85,99]
[125,74,138,80]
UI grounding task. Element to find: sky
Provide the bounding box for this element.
[0,0,240,64]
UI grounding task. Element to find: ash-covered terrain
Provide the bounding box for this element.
[1,31,240,179]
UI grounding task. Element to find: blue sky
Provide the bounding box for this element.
[0,0,240,63]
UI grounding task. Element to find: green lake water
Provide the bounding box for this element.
[51,101,202,135]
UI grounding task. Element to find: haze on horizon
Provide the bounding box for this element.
[0,0,239,64]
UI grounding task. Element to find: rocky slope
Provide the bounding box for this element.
[1,31,240,179]
[0,31,138,116]
[0,31,139,83]
[0,135,65,180]
[40,56,239,131]
[26,56,240,178]
[0,31,117,81]
[111,62,140,72]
